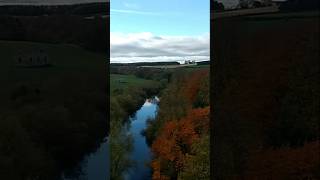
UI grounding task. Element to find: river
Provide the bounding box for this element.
[62,137,109,180]
[123,97,159,180]
[62,97,158,180]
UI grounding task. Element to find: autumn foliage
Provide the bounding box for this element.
[183,69,209,104]
[149,69,210,179]
[244,141,320,180]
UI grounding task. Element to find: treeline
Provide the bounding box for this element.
[111,65,172,83]
[111,61,179,67]
[279,0,320,12]
[197,60,210,65]
[211,0,225,12]
[0,15,108,52]
[144,68,210,179]
[110,67,169,128]
[111,85,161,122]
[0,3,108,16]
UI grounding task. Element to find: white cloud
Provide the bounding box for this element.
[123,2,139,9]
[110,9,162,16]
[111,32,209,63]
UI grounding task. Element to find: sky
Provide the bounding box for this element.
[111,0,210,63]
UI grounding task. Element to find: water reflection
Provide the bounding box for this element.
[111,97,159,180]
[62,137,109,180]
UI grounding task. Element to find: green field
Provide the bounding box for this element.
[185,64,210,68]
[110,74,158,95]
[0,40,106,108]
[0,40,106,78]
[0,40,106,81]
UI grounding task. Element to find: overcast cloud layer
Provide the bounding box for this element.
[111,32,209,63]
[0,0,107,5]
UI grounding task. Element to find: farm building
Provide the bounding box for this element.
[14,50,51,67]
[184,60,197,65]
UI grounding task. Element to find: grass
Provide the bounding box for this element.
[185,64,210,68]
[110,74,158,95]
[0,40,106,106]
[0,40,106,78]
[1,40,104,65]
[0,39,107,88]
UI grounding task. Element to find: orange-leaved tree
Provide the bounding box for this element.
[151,107,210,179]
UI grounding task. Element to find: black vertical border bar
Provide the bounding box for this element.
[107,1,111,178]
[209,0,214,179]
[107,0,110,140]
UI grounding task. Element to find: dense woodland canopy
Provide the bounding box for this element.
[212,9,319,180]
[0,69,107,179]
[144,68,210,179]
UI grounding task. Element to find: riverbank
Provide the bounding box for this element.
[110,71,164,179]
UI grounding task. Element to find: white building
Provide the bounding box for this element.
[184,60,197,65]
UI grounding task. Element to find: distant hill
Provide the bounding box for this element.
[0,2,109,16]
[0,0,106,6]
[197,60,210,65]
[0,2,109,53]
[280,0,320,12]
[111,61,180,67]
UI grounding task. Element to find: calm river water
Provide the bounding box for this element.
[124,97,159,180]
[63,97,158,180]
[62,137,109,180]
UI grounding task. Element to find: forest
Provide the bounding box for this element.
[109,64,210,179]
[212,8,319,180]
[144,67,210,179]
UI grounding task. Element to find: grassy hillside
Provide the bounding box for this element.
[0,40,105,67]
[110,74,158,95]
[0,14,108,52]
[0,40,107,179]
[0,3,109,16]
[0,40,106,105]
